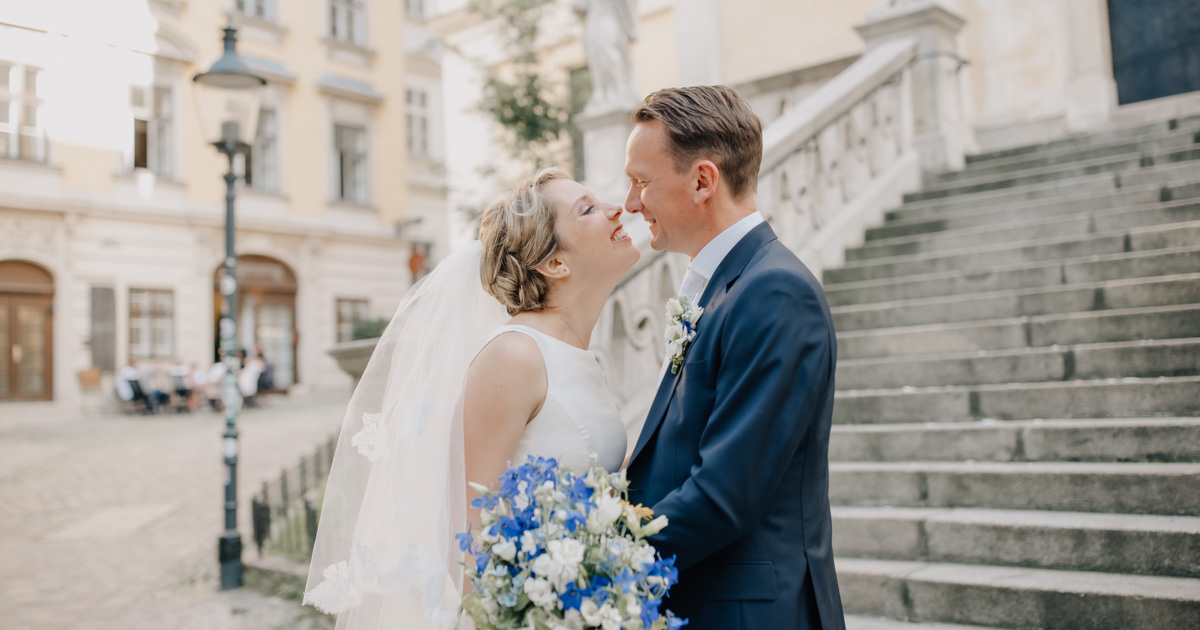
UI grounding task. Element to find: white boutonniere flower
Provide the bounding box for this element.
[664,296,703,375]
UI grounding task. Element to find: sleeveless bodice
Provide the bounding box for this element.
[481,325,627,474]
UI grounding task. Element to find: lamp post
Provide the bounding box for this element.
[193,22,266,591]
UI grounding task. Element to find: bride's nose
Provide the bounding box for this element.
[606,203,623,220]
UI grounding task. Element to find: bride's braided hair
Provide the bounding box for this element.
[480,167,570,315]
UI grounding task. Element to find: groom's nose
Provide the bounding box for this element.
[624,185,643,214]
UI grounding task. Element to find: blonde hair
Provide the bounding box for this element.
[480,167,571,315]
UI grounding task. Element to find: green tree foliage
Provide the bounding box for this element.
[468,0,570,168]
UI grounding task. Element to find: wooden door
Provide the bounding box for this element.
[0,295,54,401]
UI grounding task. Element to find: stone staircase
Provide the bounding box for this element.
[827,117,1200,629]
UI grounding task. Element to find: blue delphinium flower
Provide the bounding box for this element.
[558,582,584,611]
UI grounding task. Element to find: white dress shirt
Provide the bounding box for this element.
[656,211,767,385]
[679,211,765,300]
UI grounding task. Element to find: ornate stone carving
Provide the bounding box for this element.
[575,0,640,114]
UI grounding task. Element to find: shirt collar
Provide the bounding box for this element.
[688,212,765,282]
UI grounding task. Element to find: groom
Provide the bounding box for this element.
[624,86,845,630]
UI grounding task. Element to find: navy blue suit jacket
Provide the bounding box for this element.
[627,223,845,630]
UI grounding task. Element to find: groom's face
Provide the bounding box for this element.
[624,120,698,255]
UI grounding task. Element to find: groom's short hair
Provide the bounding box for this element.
[633,85,763,199]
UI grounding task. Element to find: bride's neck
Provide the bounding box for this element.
[534,282,612,349]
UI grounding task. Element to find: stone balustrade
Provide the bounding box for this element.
[592,37,924,436]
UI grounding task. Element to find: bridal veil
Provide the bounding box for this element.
[305,242,508,628]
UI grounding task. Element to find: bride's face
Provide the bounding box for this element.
[544,178,640,285]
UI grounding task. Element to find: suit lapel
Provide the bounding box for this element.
[628,222,779,466]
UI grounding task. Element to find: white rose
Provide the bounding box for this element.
[634,543,657,567]
[549,539,585,566]
[580,599,602,625]
[523,577,559,610]
[587,495,623,533]
[531,553,554,576]
[521,530,539,554]
[492,540,517,562]
[666,299,684,318]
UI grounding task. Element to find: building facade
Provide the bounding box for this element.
[434,0,1200,208]
[0,0,449,407]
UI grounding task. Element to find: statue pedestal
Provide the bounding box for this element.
[578,108,636,205]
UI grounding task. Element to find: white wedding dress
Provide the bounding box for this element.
[305,244,628,630]
[483,325,627,474]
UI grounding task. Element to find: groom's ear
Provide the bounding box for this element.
[693,160,719,205]
[537,256,570,280]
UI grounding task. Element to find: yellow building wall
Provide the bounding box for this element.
[716,0,876,85]
[631,6,679,97]
[34,0,409,225]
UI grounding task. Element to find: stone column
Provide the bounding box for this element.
[856,1,972,173]
[1062,0,1118,130]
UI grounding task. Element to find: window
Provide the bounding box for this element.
[406,0,426,20]
[330,0,367,46]
[0,62,46,162]
[334,123,368,203]
[236,0,275,21]
[406,88,429,158]
[129,289,174,360]
[336,299,369,343]
[245,107,278,191]
[131,85,174,176]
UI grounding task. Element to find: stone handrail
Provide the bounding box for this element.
[593,38,922,436]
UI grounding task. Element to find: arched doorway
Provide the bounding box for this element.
[213,255,298,391]
[0,260,54,402]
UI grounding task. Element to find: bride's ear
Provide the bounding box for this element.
[537,256,570,280]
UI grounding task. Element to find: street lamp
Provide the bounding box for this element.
[193,22,266,591]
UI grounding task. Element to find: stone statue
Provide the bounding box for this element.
[575,0,639,114]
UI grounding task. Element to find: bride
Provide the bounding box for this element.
[304,168,640,629]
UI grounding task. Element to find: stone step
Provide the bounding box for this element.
[830,418,1200,463]
[831,273,1200,332]
[846,615,1001,630]
[876,182,1177,232]
[1117,158,1200,190]
[872,185,1164,240]
[836,338,1200,390]
[824,246,1200,307]
[964,114,1200,164]
[836,303,1200,360]
[895,160,1200,216]
[939,128,1200,184]
[832,375,1200,424]
[849,198,1200,262]
[825,220,1200,285]
[832,506,1200,578]
[905,146,1200,203]
[836,558,1200,629]
[828,461,1200,515]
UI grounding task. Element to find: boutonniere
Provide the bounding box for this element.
[664,296,704,375]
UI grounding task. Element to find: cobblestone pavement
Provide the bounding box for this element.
[0,393,351,629]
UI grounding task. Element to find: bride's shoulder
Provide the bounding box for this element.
[465,329,547,413]
[470,329,545,380]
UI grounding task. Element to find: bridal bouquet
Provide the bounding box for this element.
[459,456,688,630]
